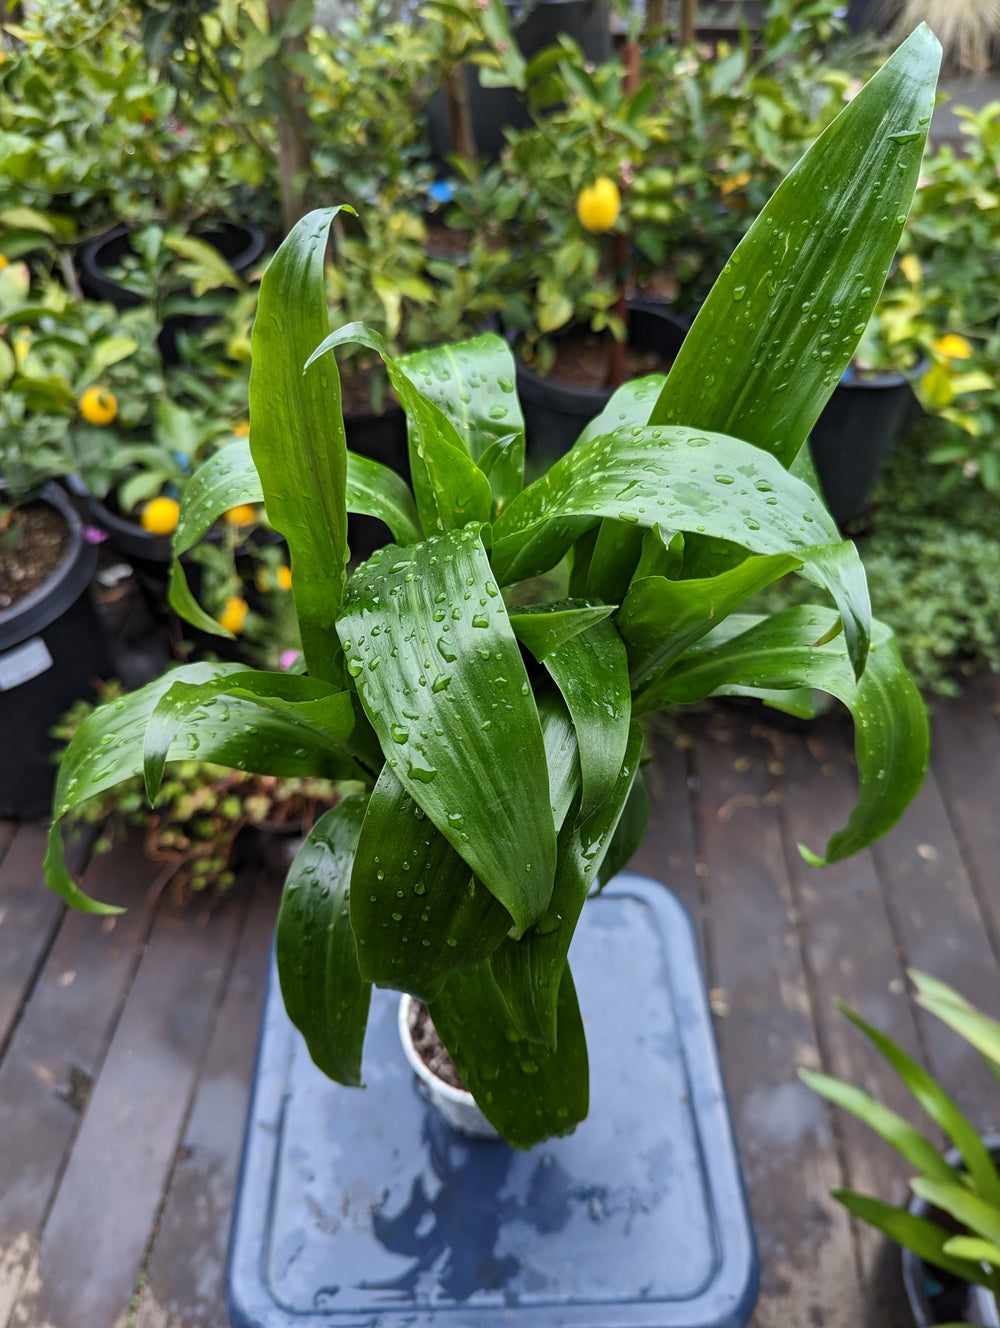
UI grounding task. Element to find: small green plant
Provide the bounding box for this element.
[46,29,939,1149]
[803,972,1000,1314]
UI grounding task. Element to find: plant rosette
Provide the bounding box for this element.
[46,29,940,1151]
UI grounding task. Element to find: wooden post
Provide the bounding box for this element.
[269,0,314,233]
[679,0,697,46]
[606,40,641,390]
[445,66,478,164]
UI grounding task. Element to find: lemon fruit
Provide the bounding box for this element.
[218,596,249,635]
[224,504,258,527]
[276,564,292,591]
[79,385,118,426]
[576,177,621,233]
[140,496,180,536]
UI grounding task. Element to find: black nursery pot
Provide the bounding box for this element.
[516,302,689,460]
[808,361,925,527]
[0,486,110,819]
[344,405,410,563]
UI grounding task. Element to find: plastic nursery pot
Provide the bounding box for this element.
[0,484,110,818]
[516,301,690,460]
[344,402,410,564]
[902,1138,1000,1327]
[426,0,611,162]
[397,994,500,1140]
[807,358,927,527]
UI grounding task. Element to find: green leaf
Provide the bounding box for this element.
[276,801,371,1087]
[649,27,942,467]
[912,1178,1000,1249]
[306,322,491,536]
[490,722,645,1046]
[585,519,646,604]
[167,439,422,635]
[336,527,556,934]
[348,764,512,1002]
[427,956,589,1149]
[574,373,667,449]
[619,552,801,688]
[508,600,617,662]
[537,685,581,833]
[491,425,871,678]
[140,671,376,806]
[249,206,354,683]
[838,1002,1000,1211]
[542,617,631,820]
[799,1068,960,1184]
[645,607,927,864]
[398,334,525,514]
[911,971,1000,1074]
[598,769,649,889]
[943,1235,1000,1267]
[832,1190,985,1286]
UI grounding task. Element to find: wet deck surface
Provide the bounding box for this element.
[1,675,999,1327]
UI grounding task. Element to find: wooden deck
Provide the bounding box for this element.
[2,676,1000,1328]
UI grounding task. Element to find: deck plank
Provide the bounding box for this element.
[769,714,927,1297]
[10,885,247,1328]
[0,824,67,1055]
[133,875,279,1328]
[869,763,1000,1130]
[690,710,861,1328]
[0,836,162,1327]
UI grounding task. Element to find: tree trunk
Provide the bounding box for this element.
[269,0,314,233]
[445,66,477,164]
[679,0,697,45]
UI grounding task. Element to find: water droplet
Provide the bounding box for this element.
[390,724,409,744]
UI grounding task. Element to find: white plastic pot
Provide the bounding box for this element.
[397,994,500,1141]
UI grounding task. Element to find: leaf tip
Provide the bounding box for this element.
[798,841,827,869]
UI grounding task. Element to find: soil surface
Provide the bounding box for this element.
[408,1000,468,1092]
[541,333,676,389]
[0,503,70,610]
[340,367,399,418]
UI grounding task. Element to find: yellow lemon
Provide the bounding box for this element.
[140,496,180,536]
[933,333,973,360]
[576,177,621,233]
[224,504,257,528]
[232,420,250,438]
[218,596,249,635]
[276,564,292,591]
[0,255,8,272]
[79,385,118,426]
[719,170,752,198]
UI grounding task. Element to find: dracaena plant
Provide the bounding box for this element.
[45,27,940,1150]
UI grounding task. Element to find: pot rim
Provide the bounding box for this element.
[0,483,96,644]
[397,993,479,1109]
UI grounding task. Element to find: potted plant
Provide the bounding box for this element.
[45,26,940,1150]
[802,972,1000,1327]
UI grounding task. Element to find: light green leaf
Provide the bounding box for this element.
[249,206,353,683]
[574,373,667,449]
[942,1235,1000,1267]
[912,1178,1000,1249]
[649,26,942,467]
[508,600,617,662]
[349,765,512,1001]
[336,527,556,934]
[276,801,371,1087]
[832,1189,986,1286]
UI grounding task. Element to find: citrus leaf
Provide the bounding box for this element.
[276,800,371,1087]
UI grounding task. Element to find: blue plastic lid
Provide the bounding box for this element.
[227,874,759,1327]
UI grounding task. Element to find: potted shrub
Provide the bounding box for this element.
[802,973,1000,1327]
[45,26,940,1149]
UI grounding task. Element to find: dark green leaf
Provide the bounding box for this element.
[537,685,581,833]
[398,334,525,514]
[307,322,491,536]
[644,607,927,864]
[492,425,870,678]
[428,957,589,1149]
[585,519,646,604]
[832,1190,985,1287]
[349,764,511,1002]
[276,800,371,1087]
[337,527,556,933]
[508,600,616,662]
[649,27,942,467]
[249,206,353,682]
[598,769,648,889]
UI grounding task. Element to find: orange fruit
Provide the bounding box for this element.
[276,564,292,591]
[79,385,118,426]
[218,596,249,634]
[224,504,257,527]
[140,496,180,536]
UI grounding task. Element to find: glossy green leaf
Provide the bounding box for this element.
[336,527,556,934]
[141,670,376,805]
[42,663,256,911]
[574,373,667,449]
[620,552,800,688]
[542,617,631,819]
[398,334,525,514]
[644,607,927,864]
[585,519,646,604]
[912,1178,1000,1248]
[276,800,371,1087]
[649,27,942,466]
[838,1002,1000,1211]
[167,439,422,635]
[249,206,353,682]
[537,686,581,833]
[800,1068,959,1184]
[307,322,492,536]
[490,722,645,1045]
[508,600,617,662]
[349,764,512,1002]
[428,957,588,1149]
[832,1190,986,1287]
[492,425,871,678]
[598,769,649,889]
